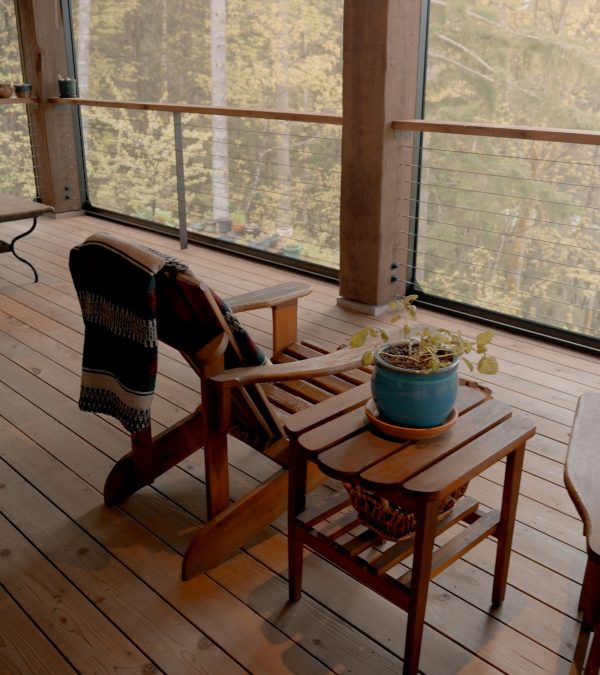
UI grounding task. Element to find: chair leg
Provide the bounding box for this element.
[183,467,288,579]
[104,411,206,505]
[182,462,324,580]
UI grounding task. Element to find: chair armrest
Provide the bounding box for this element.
[210,346,365,389]
[225,282,312,313]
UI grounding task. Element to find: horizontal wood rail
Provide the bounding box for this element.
[0,97,39,105]
[393,119,600,146]
[48,97,343,125]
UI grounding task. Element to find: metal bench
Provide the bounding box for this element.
[0,193,54,282]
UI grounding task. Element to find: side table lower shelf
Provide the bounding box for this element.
[293,490,499,605]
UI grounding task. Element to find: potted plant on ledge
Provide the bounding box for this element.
[350,295,499,430]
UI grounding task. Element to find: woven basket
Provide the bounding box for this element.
[343,482,468,542]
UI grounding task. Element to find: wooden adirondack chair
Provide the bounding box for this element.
[70,232,367,579]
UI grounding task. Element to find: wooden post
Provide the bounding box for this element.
[15,0,83,212]
[338,0,423,313]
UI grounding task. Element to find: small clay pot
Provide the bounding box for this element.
[0,83,14,98]
[14,83,32,98]
[58,78,77,98]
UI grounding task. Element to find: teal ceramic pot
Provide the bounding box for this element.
[371,343,459,428]
[282,242,302,258]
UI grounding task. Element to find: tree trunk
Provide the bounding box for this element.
[77,0,91,97]
[211,0,229,221]
[275,0,292,234]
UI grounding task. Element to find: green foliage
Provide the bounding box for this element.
[350,296,499,375]
[0,3,35,197]
[2,0,598,338]
[420,0,600,340]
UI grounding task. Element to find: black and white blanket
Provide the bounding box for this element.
[70,231,266,433]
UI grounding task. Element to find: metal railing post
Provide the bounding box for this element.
[173,111,188,249]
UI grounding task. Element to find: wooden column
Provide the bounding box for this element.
[338,0,423,313]
[15,0,83,212]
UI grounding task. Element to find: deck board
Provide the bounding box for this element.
[1,214,597,673]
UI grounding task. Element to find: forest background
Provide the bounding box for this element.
[0,0,598,339]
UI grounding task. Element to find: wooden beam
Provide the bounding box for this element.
[338,0,423,310]
[15,0,83,212]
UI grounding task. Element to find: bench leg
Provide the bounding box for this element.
[7,216,39,282]
[585,629,600,675]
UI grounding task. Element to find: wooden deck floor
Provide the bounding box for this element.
[0,214,597,674]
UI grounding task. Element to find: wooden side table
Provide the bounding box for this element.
[286,379,535,675]
[0,193,54,282]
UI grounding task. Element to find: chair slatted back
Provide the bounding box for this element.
[154,267,284,452]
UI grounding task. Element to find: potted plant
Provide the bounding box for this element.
[14,83,32,98]
[282,241,302,258]
[216,217,232,234]
[57,75,77,98]
[350,295,498,428]
[231,211,246,235]
[0,83,14,98]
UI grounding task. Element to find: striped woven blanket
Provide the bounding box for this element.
[70,232,266,434]
[69,232,190,433]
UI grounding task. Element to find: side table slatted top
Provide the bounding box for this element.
[0,193,54,282]
[286,378,536,675]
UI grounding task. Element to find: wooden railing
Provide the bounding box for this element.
[0,97,38,105]
[45,97,343,269]
[392,119,600,146]
[48,98,343,126]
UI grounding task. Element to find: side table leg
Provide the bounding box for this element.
[404,498,439,675]
[492,443,525,606]
[288,440,308,602]
[9,216,39,282]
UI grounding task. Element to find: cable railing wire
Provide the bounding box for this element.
[403,213,600,257]
[395,254,598,315]
[396,142,600,170]
[408,176,600,213]
[390,271,598,336]
[404,160,600,192]
[403,196,600,235]
[395,240,594,302]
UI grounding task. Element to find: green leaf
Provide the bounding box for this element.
[477,355,499,375]
[349,329,368,348]
[380,329,389,341]
[476,330,494,352]
[463,356,474,371]
[362,351,374,366]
